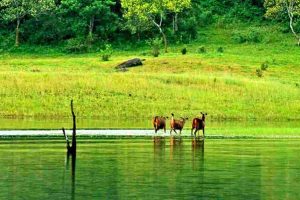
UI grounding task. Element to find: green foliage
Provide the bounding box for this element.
[198,46,206,53]
[0,0,296,49]
[181,47,187,55]
[100,44,113,61]
[60,0,117,40]
[261,61,269,70]
[64,37,88,53]
[122,0,191,52]
[256,68,263,77]
[264,0,300,45]
[147,38,162,57]
[232,27,263,43]
[0,0,55,22]
[264,0,300,19]
[217,46,224,53]
[0,0,55,46]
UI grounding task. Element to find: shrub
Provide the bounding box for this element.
[217,47,224,53]
[152,49,160,57]
[100,44,113,61]
[64,38,88,53]
[232,28,263,44]
[231,32,246,43]
[213,77,217,84]
[181,47,187,55]
[198,46,206,53]
[261,62,269,71]
[256,68,263,77]
[147,38,161,57]
[248,28,262,43]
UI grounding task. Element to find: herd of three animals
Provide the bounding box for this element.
[153,112,208,137]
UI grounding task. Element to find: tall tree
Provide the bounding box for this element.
[0,0,55,46]
[264,0,300,45]
[166,0,191,33]
[121,0,191,53]
[60,0,115,43]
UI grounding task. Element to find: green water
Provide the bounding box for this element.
[0,139,300,199]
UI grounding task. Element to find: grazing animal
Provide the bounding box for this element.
[153,116,168,134]
[170,113,188,135]
[191,112,208,138]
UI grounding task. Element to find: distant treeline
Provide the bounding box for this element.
[0,0,296,51]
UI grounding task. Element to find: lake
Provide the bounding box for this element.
[1,138,300,199]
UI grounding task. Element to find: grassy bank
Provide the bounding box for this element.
[0,26,300,122]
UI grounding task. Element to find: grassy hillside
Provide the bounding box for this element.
[0,25,300,122]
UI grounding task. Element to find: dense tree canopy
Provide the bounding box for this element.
[264,0,300,45]
[0,0,55,46]
[122,0,191,52]
[1,0,296,51]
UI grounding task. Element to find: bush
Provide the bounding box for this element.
[181,47,187,55]
[231,32,246,43]
[217,47,224,53]
[152,49,160,57]
[198,46,206,53]
[261,62,269,71]
[248,28,262,43]
[64,38,88,53]
[0,33,15,50]
[232,28,263,44]
[100,44,113,61]
[256,68,263,77]
[147,38,161,57]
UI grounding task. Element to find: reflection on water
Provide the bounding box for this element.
[65,153,76,200]
[0,139,300,199]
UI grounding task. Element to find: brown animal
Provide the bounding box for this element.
[191,112,207,138]
[153,116,168,134]
[170,113,188,135]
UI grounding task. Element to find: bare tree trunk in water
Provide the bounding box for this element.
[62,100,77,155]
[71,100,76,154]
[15,18,20,47]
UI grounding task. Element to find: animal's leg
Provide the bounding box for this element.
[191,128,194,137]
[174,129,178,134]
[164,126,166,134]
[203,128,205,138]
[194,129,198,138]
[170,129,172,135]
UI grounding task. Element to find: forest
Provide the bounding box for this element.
[0,0,299,52]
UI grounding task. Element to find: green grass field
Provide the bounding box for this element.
[0,26,300,123]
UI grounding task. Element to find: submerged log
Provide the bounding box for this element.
[170,136,183,146]
[62,100,77,155]
[116,58,144,70]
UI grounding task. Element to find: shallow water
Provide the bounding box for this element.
[0,139,300,199]
[1,117,300,137]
